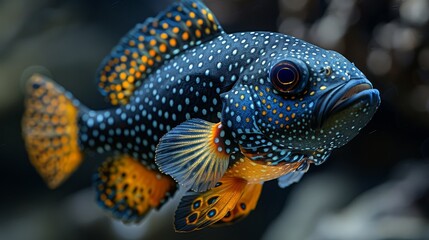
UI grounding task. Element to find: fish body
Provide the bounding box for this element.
[22,0,380,232]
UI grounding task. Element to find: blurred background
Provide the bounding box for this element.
[1,0,429,239]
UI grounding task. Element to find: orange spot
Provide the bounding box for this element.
[207,13,214,21]
[132,52,139,59]
[205,28,211,34]
[169,38,177,47]
[129,68,135,74]
[189,12,196,18]
[197,19,204,26]
[195,29,202,38]
[172,27,180,34]
[149,49,156,57]
[138,43,144,50]
[129,40,135,47]
[117,92,124,99]
[139,65,146,72]
[291,113,296,119]
[119,72,127,80]
[150,39,157,46]
[262,110,267,116]
[162,23,169,29]
[201,9,207,15]
[141,55,148,63]
[160,33,168,39]
[127,76,135,83]
[138,35,144,41]
[182,32,189,41]
[148,59,154,66]
[122,81,130,89]
[150,29,156,35]
[175,15,181,21]
[130,61,137,67]
[159,44,167,53]
[186,20,192,27]
[120,56,127,62]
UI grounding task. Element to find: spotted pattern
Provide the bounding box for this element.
[95,155,176,223]
[97,0,223,105]
[174,177,247,232]
[22,0,380,231]
[22,74,82,189]
[216,182,262,225]
[81,29,379,182]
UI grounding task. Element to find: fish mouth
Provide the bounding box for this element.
[314,78,380,129]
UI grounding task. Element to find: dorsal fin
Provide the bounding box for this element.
[97,0,224,105]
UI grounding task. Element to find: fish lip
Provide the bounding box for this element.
[313,78,380,129]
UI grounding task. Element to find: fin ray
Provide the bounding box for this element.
[94,155,177,223]
[155,119,232,192]
[216,183,263,225]
[174,177,247,232]
[22,74,83,188]
[97,0,224,105]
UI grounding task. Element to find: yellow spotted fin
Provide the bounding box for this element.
[97,0,224,105]
[22,74,84,189]
[155,119,233,192]
[174,177,247,232]
[215,183,262,226]
[94,155,177,223]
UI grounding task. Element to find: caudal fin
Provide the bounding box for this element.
[22,74,83,188]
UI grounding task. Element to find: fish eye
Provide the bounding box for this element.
[270,59,308,94]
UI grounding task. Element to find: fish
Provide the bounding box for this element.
[21,0,380,232]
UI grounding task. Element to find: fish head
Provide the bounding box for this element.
[220,34,380,164]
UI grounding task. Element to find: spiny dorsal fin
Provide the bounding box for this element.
[97,0,224,105]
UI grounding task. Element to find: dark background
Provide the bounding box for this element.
[1,0,428,239]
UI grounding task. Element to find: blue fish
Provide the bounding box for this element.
[22,0,380,232]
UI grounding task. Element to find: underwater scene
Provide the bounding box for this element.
[1,0,429,239]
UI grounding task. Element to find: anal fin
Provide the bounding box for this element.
[94,155,177,223]
[174,177,247,232]
[215,183,263,225]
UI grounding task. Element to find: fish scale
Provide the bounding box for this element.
[22,0,380,233]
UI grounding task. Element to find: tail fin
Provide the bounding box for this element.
[22,74,83,189]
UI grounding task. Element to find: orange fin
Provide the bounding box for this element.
[215,183,263,226]
[97,0,224,105]
[174,177,247,232]
[155,119,233,192]
[22,74,83,189]
[94,155,177,223]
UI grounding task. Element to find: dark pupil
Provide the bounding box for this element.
[277,68,296,85]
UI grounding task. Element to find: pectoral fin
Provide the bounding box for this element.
[155,119,234,192]
[277,170,305,188]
